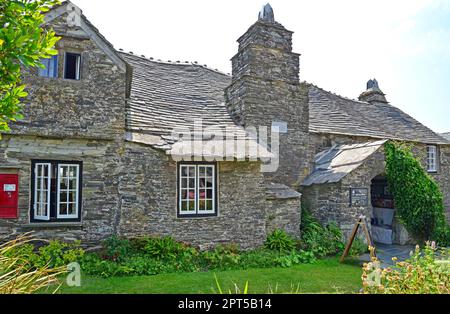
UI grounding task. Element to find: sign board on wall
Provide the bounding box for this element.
[350,188,368,206]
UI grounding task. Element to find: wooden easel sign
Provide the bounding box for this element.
[340,215,376,262]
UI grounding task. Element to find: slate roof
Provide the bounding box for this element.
[302,140,387,186]
[266,183,301,199]
[440,132,450,142]
[120,55,446,148]
[308,85,447,145]
[120,52,273,159]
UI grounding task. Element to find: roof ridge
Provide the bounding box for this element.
[303,81,367,104]
[118,50,231,77]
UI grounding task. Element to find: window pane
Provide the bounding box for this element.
[188,202,196,211]
[206,200,213,211]
[181,167,187,177]
[188,190,195,200]
[188,178,195,188]
[198,199,206,211]
[68,203,77,215]
[206,167,213,177]
[59,204,68,215]
[206,189,213,199]
[69,178,77,189]
[60,166,68,178]
[181,189,187,200]
[64,53,81,80]
[199,189,206,200]
[199,167,205,176]
[68,166,77,177]
[38,56,57,78]
[60,191,68,203]
[68,191,76,203]
[188,166,195,177]
[60,177,68,189]
[181,201,188,211]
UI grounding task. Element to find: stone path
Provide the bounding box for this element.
[359,242,415,268]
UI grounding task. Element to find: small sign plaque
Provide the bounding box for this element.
[4,184,16,192]
[350,188,368,206]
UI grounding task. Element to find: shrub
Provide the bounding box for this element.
[265,230,296,252]
[80,235,319,278]
[385,141,449,245]
[102,236,132,262]
[143,236,186,260]
[37,240,84,268]
[300,210,345,257]
[362,242,449,294]
[202,244,241,270]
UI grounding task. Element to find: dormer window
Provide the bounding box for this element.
[38,55,58,78]
[426,145,438,172]
[64,52,81,80]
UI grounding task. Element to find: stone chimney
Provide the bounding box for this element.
[229,3,300,87]
[225,4,310,186]
[358,79,388,103]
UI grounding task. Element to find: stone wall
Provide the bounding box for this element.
[13,13,127,140]
[0,11,126,243]
[265,198,301,238]
[0,135,123,243]
[118,142,269,250]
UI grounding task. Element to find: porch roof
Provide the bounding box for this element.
[302,140,387,186]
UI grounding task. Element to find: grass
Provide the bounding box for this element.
[43,257,363,294]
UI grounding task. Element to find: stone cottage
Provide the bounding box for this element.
[0,2,448,248]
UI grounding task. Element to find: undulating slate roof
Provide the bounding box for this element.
[440,132,450,142]
[308,85,447,145]
[121,52,446,150]
[302,140,387,186]
[120,52,273,159]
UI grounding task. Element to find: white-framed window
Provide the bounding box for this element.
[57,164,80,219]
[64,52,81,80]
[34,163,51,221]
[426,145,438,172]
[31,160,82,222]
[38,55,58,78]
[178,163,217,217]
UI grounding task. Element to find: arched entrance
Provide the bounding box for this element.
[370,174,395,244]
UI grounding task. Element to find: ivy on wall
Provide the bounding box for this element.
[384,141,449,245]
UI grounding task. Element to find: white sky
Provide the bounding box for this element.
[72,0,450,133]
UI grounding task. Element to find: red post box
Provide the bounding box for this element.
[0,174,19,219]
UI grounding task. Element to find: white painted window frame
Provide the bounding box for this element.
[179,165,197,215]
[197,165,215,215]
[178,164,216,216]
[56,164,80,219]
[34,163,51,221]
[426,145,437,172]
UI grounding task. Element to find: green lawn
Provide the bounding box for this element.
[49,257,363,294]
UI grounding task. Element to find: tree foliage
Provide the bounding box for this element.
[0,0,60,131]
[384,141,449,245]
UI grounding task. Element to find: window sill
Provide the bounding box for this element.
[22,222,83,228]
[177,213,218,219]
